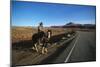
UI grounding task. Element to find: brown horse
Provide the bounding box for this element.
[41,29,52,54]
[32,29,52,54]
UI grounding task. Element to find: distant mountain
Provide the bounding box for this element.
[65,22,74,25]
[51,22,95,29]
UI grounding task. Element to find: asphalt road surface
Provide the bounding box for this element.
[67,31,96,63]
[41,31,96,64]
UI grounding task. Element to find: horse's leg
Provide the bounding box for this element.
[42,42,45,54]
[42,42,48,54]
[35,43,38,52]
[45,47,48,53]
[32,43,38,52]
[42,47,44,54]
[45,42,48,53]
[42,47,48,54]
[32,46,35,50]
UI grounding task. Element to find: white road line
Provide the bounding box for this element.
[64,34,80,63]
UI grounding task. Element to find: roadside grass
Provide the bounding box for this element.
[12,27,75,43]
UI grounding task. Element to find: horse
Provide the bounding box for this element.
[32,29,52,54]
[41,29,52,54]
[32,30,45,52]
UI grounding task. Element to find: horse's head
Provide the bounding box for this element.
[47,29,52,39]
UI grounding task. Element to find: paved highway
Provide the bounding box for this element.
[67,31,96,63]
[41,31,96,64]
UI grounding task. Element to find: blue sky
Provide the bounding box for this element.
[11,1,96,27]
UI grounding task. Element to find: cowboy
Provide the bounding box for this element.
[37,22,44,46]
[38,22,43,32]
